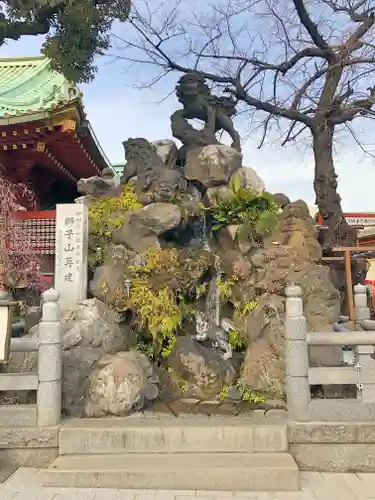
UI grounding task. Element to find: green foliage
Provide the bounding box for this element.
[195,282,208,299]
[136,340,155,361]
[228,329,246,351]
[102,249,191,360]
[216,278,235,301]
[235,299,258,318]
[3,0,131,83]
[236,383,265,404]
[210,177,279,236]
[88,184,141,268]
[114,276,183,355]
[219,385,229,401]
[136,329,177,362]
[217,279,257,320]
[219,383,265,404]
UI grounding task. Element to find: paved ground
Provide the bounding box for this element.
[1,468,375,500]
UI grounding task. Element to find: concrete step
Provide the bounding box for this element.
[0,405,37,427]
[42,452,300,490]
[59,416,288,455]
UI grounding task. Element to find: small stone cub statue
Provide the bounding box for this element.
[194,312,233,360]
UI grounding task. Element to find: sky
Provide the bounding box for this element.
[0,23,374,212]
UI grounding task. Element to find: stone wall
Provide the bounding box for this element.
[0,425,58,469]
[289,421,375,472]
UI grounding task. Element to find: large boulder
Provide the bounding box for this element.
[251,246,339,331]
[151,139,178,168]
[112,203,182,253]
[185,145,242,189]
[168,337,238,399]
[218,249,253,281]
[272,193,291,208]
[90,245,143,303]
[239,332,285,397]
[10,299,131,417]
[265,200,322,262]
[85,351,159,417]
[224,199,340,397]
[203,186,233,207]
[230,166,265,193]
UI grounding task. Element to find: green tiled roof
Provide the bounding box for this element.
[112,164,125,177]
[0,56,81,118]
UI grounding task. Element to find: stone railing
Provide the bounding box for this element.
[285,283,375,422]
[0,288,62,427]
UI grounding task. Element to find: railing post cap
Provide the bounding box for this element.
[43,288,60,302]
[285,284,302,297]
[0,291,11,300]
[354,283,367,293]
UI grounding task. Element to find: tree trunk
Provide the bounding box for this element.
[312,123,357,251]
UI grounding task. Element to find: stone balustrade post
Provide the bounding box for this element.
[354,284,370,324]
[285,285,310,421]
[37,288,62,426]
[356,344,375,403]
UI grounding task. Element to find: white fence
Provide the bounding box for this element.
[0,289,62,427]
[285,284,375,421]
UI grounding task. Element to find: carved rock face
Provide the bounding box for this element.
[122,137,186,202]
[168,337,237,399]
[185,144,242,189]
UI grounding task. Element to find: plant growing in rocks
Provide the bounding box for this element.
[99,247,212,361]
[55,134,342,416]
[88,183,142,268]
[210,179,280,239]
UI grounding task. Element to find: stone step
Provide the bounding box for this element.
[59,416,288,455]
[42,452,300,490]
[0,405,37,427]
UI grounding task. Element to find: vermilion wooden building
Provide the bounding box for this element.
[0,56,110,285]
[0,55,110,209]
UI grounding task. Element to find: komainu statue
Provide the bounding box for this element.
[171,72,241,157]
[120,137,186,202]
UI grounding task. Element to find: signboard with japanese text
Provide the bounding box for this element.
[54,203,88,311]
[344,214,375,227]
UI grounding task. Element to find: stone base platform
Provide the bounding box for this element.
[40,414,299,491]
[289,421,375,472]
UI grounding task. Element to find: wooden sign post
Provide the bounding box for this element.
[324,246,375,329]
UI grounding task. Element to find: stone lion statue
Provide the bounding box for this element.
[171,72,241,153]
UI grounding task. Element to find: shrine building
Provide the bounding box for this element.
[0,55,111,286]
[0,55,110,209]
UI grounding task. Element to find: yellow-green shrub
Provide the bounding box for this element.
[88,184,141,267]
[101,249,187,357]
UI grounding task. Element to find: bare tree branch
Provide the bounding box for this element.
[292,0,331,52]
[115,0,375,248]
